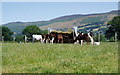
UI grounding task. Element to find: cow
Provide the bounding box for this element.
[62,32,74,43]
[74,32,94,45]
[48,33,55,44]
[32,34,44,43]
[87,32,94,45]
[94,42,100,45]
[42,34,50,43]
[57,34,63,43]
[49,32,63,43]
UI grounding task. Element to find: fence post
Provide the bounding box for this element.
[25,35,27,43]
[115,32,117,42]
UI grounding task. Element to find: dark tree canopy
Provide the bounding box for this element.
[1,26,13,41]
[107,16,120,32]
[22,25,42,38]
[41,30,48,35]
[106,16,120,40]
[15,35,24,42]
[105,26,115,39]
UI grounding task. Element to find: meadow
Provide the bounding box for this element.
[2,42,118,73]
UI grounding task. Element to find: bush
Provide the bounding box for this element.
[93,34,107,42]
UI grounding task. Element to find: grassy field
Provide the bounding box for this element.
[2,42,118,73]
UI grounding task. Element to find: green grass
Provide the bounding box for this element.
[2,42,118,73]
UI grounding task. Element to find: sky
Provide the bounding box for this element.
[1,2,118,24]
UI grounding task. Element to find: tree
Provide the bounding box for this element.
[22,25,42,38]
[15,35,24,42]
[41,30,48,35]
[105,16,120,40]
[1,26,13,41]
[93,34,107,42]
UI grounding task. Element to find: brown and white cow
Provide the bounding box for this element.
[49,32,63,43]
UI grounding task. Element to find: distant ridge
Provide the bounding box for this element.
[2,10,119,34]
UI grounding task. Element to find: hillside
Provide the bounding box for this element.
[2,10,119,34]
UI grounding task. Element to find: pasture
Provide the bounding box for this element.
[2,42,118,73]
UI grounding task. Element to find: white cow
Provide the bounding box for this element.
[32,34,44,43]
[94,42,100,45]
[88,33,100,45]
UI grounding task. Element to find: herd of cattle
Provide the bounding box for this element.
[32,31,100,45]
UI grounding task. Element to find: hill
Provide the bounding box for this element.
[2,10,119,34]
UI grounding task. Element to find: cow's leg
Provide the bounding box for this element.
[45,39,47,43]
[50,38,54,44]
[58,39,59,43]
[90,37,94,45]
[43,38,45,43]
[45,39,48,43]
[59,39,61,43]
[42,39,45,44]
[61,39,63,43]
[77,40,79,44]
[74,42,76,44]
[51,38,54,44]
[48,39,50,43]
[40,39,43,44]
[32,38,35,43]
[80,40,83,45]
[74,39,77,44]
[74,40,78,44]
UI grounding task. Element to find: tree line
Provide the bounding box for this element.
[1,16,120,42]
[0,25,48,42]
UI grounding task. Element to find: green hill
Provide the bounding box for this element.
[2,10,119,34]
